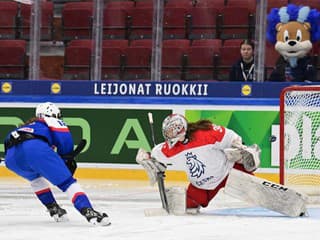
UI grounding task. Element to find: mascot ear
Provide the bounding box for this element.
[276,23,283,32]
[303,22,311,31]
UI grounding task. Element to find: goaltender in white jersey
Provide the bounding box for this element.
[137,114,307,217]
[151,114,257,210]
[152,122,244,190]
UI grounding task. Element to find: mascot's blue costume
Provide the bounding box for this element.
[267,4,320,82]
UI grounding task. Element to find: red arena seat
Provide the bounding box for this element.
[127,5,153,40]
[18,1,54,40]
[123,45,152,80]
[226,0,256,12]
[63,41,93,80]
[217,6,255,40]
[186,43,220,80]
[187,7,219,40]
[62,2,94,42]
[217,45,241,80]
[265,42,281,80]
[194,0,225,8]
[103,7,130,39]
[162,39,190,80]
[101,46,126,80]
[289,0,320,10]
[0,1,19,39]
[267,0,289,12]
[0,40,27,79]
[163,6,190,39]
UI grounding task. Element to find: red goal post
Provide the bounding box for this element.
[280,85,320,198]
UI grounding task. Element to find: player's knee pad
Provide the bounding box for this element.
[30,177,50,192]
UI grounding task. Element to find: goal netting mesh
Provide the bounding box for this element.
[280,86,320,201]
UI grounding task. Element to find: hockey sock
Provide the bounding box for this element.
[31,177,56,206]
[66,182,92,212]
[36,188,56,206]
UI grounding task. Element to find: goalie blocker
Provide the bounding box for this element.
[224,168,307,217]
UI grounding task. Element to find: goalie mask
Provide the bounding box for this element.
[162,114,187,148]
[35,102,61,119]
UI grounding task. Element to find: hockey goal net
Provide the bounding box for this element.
[280,86,320,200]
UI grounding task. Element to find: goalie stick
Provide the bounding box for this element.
[148,112,170,214]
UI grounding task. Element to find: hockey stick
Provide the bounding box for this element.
[148,112,170,214]
[72,139,87,157]
[148,112,157,147]
[61,139,87,175]
[61,139,87,159]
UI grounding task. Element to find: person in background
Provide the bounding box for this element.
[3,102,110,226]
[229,39,255,81]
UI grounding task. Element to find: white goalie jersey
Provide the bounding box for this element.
[151,125,242,190]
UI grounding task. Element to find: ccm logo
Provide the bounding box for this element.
[262,181,288,191]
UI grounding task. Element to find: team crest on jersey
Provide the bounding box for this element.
[185,152,205,178]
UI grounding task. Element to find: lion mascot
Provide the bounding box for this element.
[267,4,320,82]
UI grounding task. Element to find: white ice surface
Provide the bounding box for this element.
[0,178,319,240]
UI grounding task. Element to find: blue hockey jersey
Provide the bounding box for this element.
[5,117,73,156]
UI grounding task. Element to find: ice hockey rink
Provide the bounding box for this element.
[0,177,319,240]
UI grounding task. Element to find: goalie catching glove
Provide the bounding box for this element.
[224,144,261,172]
[136,148,167,185]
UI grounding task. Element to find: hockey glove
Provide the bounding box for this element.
[65,158,77,175]
[60,139,87,175]
[60,153,77,175]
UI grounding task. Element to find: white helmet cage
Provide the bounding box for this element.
[35,102,61,119]
[162,114,188,148]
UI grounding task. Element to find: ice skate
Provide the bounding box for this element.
[46,202,68,222]
[81,207,111,226]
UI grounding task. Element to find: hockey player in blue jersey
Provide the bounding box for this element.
[3,102,110,226]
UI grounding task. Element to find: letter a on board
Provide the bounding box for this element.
[111,119,151,154]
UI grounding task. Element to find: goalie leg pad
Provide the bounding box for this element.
[224,169,307,217]
[166,186,186,215]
